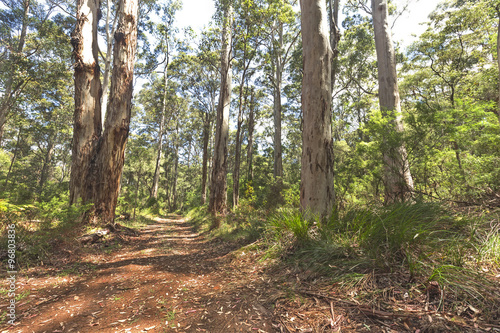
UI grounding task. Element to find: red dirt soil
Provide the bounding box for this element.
[2,215,498,332]
[2,216,276,332]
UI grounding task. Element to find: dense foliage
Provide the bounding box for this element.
[0,0,498,235]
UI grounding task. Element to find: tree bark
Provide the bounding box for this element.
[69,0,103,206]
[272,23,283,180]
[133,162,142,220]
[101,0,118,124]
[247,88,255,182]
[38,138,56,195]
[371,0,414,204]
[4,127,22,187]
[299,0,335,221]
[92,0,138,224]
[201,113,211,205]
[0,0,30,146]
[150,108,165,199]
[209,3,232,218]
[232,84,245,209]
[165,146,171,209]
[172,125,179,211]
[328,0,340,91]
[150,61,169,200]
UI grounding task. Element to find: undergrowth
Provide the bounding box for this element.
[191,201,500,322]
[186,204,266,244]
[0,196,91,267]
[267,202,500,320]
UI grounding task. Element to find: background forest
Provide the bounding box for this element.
[1,0,500,329]
[1,0,499,214]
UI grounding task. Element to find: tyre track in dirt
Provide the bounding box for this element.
[2,216,275,333]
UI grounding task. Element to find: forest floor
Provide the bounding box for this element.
[1,214,499,332]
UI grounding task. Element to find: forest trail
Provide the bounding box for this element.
[4,216,277,332]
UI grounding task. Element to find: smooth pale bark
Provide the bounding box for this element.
[200,113,211,204]
[299,0,335,220]
[272,23,283,180]
[92,0,138,224]
[232,84,246,208]
[101,0,117,123]
[38,138,56,195]
[172,126,179,211]
[233,35,253,208]
[133,162,142,220]
[0,0,30,145]
[328,0,340,90]
[247,88,255,182]
[150,108,165,199]
[69,0,102,205]
[372,0,414,203]
[150,61,169,199]
[165,147,171,208]
[209,4,232,218]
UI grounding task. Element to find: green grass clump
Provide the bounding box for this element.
[268,208,311,245]
[185,205,266,244]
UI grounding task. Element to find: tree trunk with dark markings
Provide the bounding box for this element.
[91,0,139,224]
[209,3,232,219]
[299,0,335,221]
[69,0,102,206]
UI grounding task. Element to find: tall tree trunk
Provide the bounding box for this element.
[371,0,414,204]
[209,3,232,218]
[299,0,335,220]
[133,162,142,220]
[101,0,118,124]
[92,0,138,224]
[150,109,165,199]
[172,125,179,211]
[232,85,245,209]
[4,127,22,187]
[0,0,30,145]
[69,0,102,206]
[200,114,211,205]
[38,138,56,195]
[232,53,251,209]
[247,88,255,182]
[273,23,283,180]
[150,62,169,199]
[328,0,340,91]
[165,147,171,210]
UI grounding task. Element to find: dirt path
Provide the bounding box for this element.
[3,216,276,332]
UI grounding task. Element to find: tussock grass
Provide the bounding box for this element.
[269,208,311,245]
[263,201,500,321]
[185,205,266,244]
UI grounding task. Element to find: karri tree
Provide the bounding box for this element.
[209,0,233,218]
[70,0,139,224]
[371,0,413,203]
[299,0,335,220]
[70,0,103,206]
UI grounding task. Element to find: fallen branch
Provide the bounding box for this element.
[77,229,109,245]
